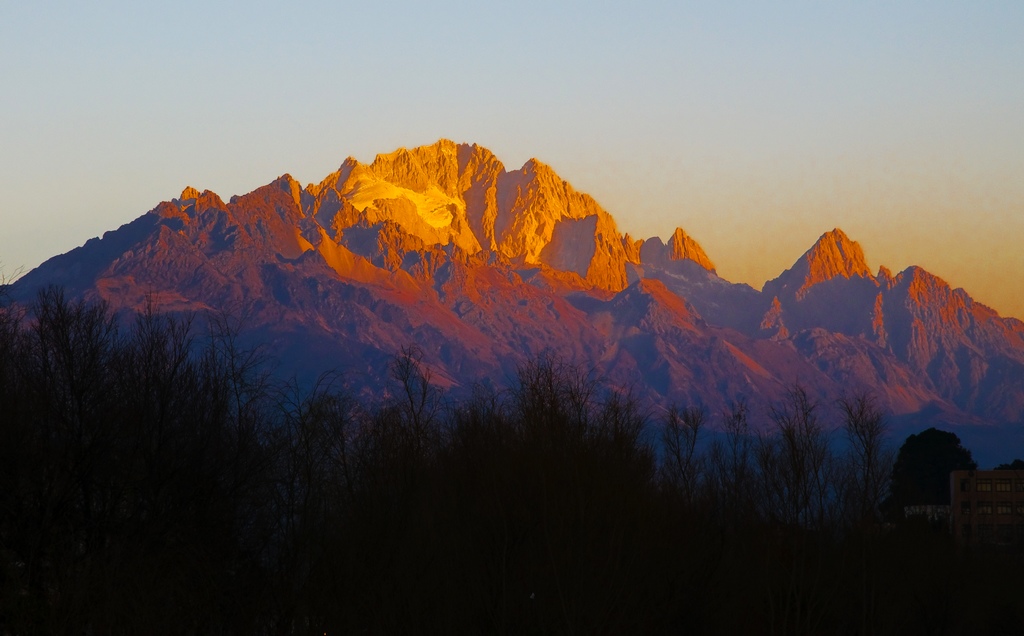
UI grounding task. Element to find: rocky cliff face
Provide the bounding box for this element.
[12,140,1024,428]
[760,230,1024,423]
[763,229,874,300]
[302,140,631,292]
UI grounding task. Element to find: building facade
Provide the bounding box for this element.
[950,469,1024,545]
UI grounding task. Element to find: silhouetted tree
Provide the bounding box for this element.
[0,288,286,633]
[6,288,1024,634]
[839,392,893,527]
[884,427,977,521]
[707,398,755,527]
[755,386,841,636]
[995,459,1024,470]
[660,405,706,504]
[837,392,893,636]
[757,386,836,530]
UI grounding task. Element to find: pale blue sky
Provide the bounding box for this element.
[2,1,1023,317]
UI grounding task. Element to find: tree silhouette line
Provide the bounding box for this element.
[1,288,1022,634]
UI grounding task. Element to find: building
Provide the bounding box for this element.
[950,469,1024,545]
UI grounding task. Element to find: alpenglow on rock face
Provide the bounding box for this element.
[12,139,1024,434]
[305,140,630,291]
[764,228,873,300]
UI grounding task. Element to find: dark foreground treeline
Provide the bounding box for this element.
[1,289,1022,635]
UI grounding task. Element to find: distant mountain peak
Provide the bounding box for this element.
[894,265,965,311]
[668,227,715,271]
[521,156,551,172]
[767,228,874,300]
[877,265,895,288]
[804,228,871,284]
[636,227,715,273]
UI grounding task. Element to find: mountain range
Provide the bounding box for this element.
[11,139,1024,448]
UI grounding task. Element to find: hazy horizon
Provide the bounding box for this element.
[2,2,1022,317]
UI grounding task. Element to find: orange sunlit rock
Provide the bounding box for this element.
[794,228,873,299]
[668,227,716,272]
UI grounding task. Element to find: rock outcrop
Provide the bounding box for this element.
[764,228,874,301]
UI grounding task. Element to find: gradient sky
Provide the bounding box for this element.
[2,1,1022,318]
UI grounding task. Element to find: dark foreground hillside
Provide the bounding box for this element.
[2,289,1023,635]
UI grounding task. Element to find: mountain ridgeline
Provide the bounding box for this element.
[12,139,1024,428]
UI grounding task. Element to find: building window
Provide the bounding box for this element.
[1016,502,1024,515]
[1016,479,1024,492]
[996,478,1012,492]
[997,502,1012,515]
[977,479,992,492]
[978,501,993,515]
[961,478,971,492]
[961,502,971,515]
[962,524,972,539]
[979,524,994,540]
[1017,524,1024,541]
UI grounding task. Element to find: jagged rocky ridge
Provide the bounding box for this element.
[13,140,1024,428]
